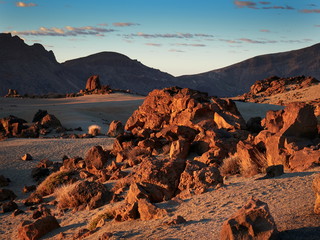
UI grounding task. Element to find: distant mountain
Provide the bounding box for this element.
[0,33,80,96]
[0,33,319,97]
[62,52,176,95]
[176,43,320,97]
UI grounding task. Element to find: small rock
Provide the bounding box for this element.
[164,215,187,225]
[99,232,113,240]
[23,185,36,193]
[21,153,33,161]
[12,209,25,217]
[0,175,10,187]
[1,200,18,213]
[265,165,284,178]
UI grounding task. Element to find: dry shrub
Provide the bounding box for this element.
[87,210,115,231]
[54,181,80,209]
[88,125,101,136]
[36,170,77,196]
[238,150,268,177]
[219,155,240,176]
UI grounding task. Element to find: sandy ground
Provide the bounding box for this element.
[0,93,145,133]
[258,83,320,105]
[0,93,319,240]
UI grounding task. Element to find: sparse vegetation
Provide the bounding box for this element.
[219,155,241,176]
[88,124,101,136]
[54,181,80,209]
[87,210,115,231]
[36,170,77,196]
[239,150,267,177]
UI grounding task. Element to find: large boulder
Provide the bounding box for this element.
[18,216,60,240]
[262,102,318,139]
[220,198,278,240]
[125,87,246,133]
[86,75,101,91]
[254,103,320,171]
[128,157,186,202]
[178,160,223,196]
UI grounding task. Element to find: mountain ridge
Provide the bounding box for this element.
[0,32,319,97]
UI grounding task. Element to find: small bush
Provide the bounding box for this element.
[239,150,267,177]
[54,181,79,209]
[87,210,115,231]
[36,170,77,196]
[219,155,240,176]
[88,125,101,136]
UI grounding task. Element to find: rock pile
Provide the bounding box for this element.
[237,102,320,172]
[242,75,319,101]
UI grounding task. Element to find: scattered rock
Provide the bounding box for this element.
[40,114,62,129]
[137,198,167,221]
[21,153,33,161]
[12,209,25,217]
[0,189,16,201]
[85,145,109,171]
[24,192,43,206]
[31,167,50,181]
[18,216,60,240]
[72,228,95,240]
[265,165,284,178]
[220,198,278,240]
[164,215,187,225]
[99,232,113,240]
[1,200,18,213]
[32,109,48,123]
[0,175,10,187]
[107,120,124,137]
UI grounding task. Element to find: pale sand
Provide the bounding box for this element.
[0,93,145,132]
[0,94,319,239]
[259,83,320,105]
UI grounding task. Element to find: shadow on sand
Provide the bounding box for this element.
[279,227,320,240]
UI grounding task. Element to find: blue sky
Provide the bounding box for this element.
[1,0,319,76]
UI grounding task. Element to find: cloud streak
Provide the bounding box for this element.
[234,1,256,8]
[173,43,206,47]
[145,43,162,47]
[16,1,37,7]
[113,22,139,27]
[300,9,320,13]
[11,26,115,37]
[125,32,214,39]
[234,1,294,10]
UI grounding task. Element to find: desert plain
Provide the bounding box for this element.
[0,89,319,240]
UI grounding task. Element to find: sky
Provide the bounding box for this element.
[1,0,320,76]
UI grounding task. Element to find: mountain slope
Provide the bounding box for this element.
[62,52,176,95]
[176,43,320,97]
[0,33,80,96]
